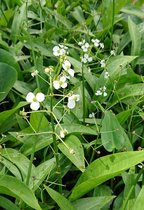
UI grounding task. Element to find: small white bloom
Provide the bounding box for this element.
[95,86,107,97]
[95,90,102,96]
[81,42,90,52]
[78,40,85,46]
[99,42,104,49]
[31,70,38,77]
[81,54,93,63]
[100,59,106,68]
[89,112,95,118]
[67,68,75,77]
[67,94,80,109]
[104,71,109,79]
[53,46,61,56]
[110,50,116,56]
[60,129,68,138]
[92,39,100,47]
[53,44,68,57]
[26,92,45,110]
[62,60,71,70]
[53,76,67,90]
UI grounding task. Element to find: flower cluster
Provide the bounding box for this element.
[91,39,104,49]
[100,59,106,68]
[53,44,68,57]
[81,54,93,64]
[104,71,109,79]
[95,86,107,97]
[26,92,45,110]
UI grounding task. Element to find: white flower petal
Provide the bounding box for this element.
[67,100,75,109]
[60,76,67,82]
[62,60,71,70]
[53,80,60,89]
[30,101,40,110]
[36,92,45,102]
[61,82,67,89]
[103,92,107,97]
[26,92,35,103]
[67,69,74,77]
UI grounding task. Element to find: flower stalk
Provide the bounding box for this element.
[50,72,62,193]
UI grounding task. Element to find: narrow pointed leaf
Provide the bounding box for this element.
[45,186,77,210]
[69,151,144,201]
[58,135,85,172]
[0,175,42,210]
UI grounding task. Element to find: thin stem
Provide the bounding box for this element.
[82,63,85,124]
[50,73,62,193]
[110,0,115,49]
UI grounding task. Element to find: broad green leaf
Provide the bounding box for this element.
[60,124,97,136]
[30,112,49,132]
[31,158,56,191]
[0,148,36,181]
[0,175,42,210]
[0,195,19,210]
[111,83,144,106]
[69,151,144,201]
[101,111,132,152]
[0,49,22,79]
[45,186,77,210]
[58,135,85,172]
[132,185,144,210]
[0,62,17,102]
[11,3,26,43]
[71,6,85,24]
[128,17,141,56]
[72,196,115,210]
[0,102,28,131]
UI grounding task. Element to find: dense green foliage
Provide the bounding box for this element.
[0,0,144,209]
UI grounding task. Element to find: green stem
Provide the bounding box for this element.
[82,63,85,124]
[50,74,62,193]
[110,0,115,49]
[121,167,144,210]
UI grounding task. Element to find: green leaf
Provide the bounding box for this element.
[0,102,28,132]
[60,124,97,135]
[0,148,36,181]
[112,83,144,106]
[71,6,85,24]
[72,196,115,210]
[69,151,144,201]
[31,158,56,191]
[132,185,144,210]
[0,175,42,210]
[0,49,22,79]
[58,135,85,172]
[0,195,19,210]
[30,112,49,132]
[44,186,77,210]
[0,62,17,102]
[128,17,141,56]
[101,111,132,152]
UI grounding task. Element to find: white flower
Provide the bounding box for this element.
[100,59,106,67]
[53,76,67,90]
[81,42,90,52]
[26,92,45,110]
[95,86,107,97]
[31,70,38,77]
[53,44,68,57]
[60,129,68,138]
[67,94,80,109]
[81,54,93,63]
[110,50,116,56]
[78,40,85,46]
[62,60,71,70]
[62,60,75,77]
[92,39,100,47]
[104,71,109,79]
[99,42,104,49]
[95,90,102,96]
[89,112,95,118]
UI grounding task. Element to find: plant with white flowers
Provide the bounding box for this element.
[95,86,107,97]
[26,92,45,110]
[67,94,80,109]
[53,76,67,90]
